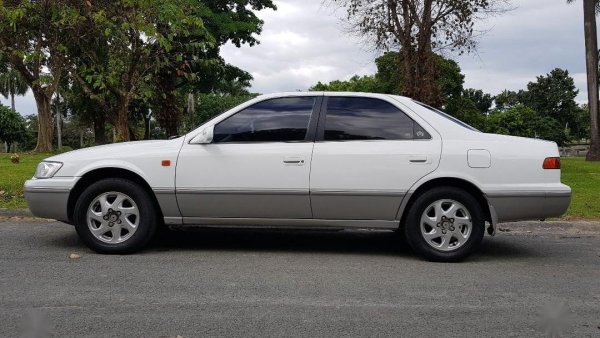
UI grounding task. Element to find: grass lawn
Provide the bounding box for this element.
[0,153,50,209]
[560,157,600,219]
[1,153,599,219]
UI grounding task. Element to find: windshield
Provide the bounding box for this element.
[413,100,480,132]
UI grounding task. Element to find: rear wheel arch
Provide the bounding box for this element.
[67,168,164,224]
[399,177,492,229]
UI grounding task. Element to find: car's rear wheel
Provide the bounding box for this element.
[73,178,158,254]
[404,187,484,262]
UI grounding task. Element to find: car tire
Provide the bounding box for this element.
[404,187,485,262]
[73,178,158,254]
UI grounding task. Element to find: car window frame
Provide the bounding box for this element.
[315,96,432,142]
[211,95,324,144]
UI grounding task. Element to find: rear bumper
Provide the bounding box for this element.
[486,185,571,223]
[24,177,78,222]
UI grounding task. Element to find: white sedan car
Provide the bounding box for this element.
[25,92,571,261]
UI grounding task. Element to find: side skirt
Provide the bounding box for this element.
[164,217,399,230]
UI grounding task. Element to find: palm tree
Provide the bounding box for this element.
[569,0,600,160]
[0,67,28,112]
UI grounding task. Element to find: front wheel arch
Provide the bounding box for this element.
[67,168,164,225]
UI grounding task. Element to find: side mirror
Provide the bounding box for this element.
[190,125,214,144]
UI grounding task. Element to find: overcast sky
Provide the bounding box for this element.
[1,0,591,115]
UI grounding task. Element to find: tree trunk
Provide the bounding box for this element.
[10,93,15,111]
[93,113,106,145]
[115,96,130,142]
[584,0,600,160]
[32,90,54,153]
[143,113,151,140]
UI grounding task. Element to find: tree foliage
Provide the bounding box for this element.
[483,105,569,145]
[0,104,27,151]
[0,56,28,111]
[333,0,510,106]
[0,1,80,152]
[186,93,257,132]
[310,75,382,92]
[66,0,274,141]
[489,68,584,145]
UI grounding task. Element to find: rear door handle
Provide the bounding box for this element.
[283,156,305,166]
[409,155,430,164]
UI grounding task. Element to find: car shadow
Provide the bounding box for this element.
[45,225,541,261]
[148,227,540,261]
[151,228,412,257]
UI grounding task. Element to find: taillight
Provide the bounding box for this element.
[543,157,561,169]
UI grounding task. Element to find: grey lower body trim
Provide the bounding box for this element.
[24,188,70,222]
[153,189,181,218]
[176,189,311,218]
[487,191,571,223]
[311,190,406,220]
[179,217,399,229]
[164,217,183,225]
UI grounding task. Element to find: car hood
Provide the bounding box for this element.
[45,140,178,163]
[40,137,186,178]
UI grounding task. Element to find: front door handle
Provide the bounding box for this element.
[283,156,305,166]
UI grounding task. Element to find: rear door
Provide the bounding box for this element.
[309,95,441,220]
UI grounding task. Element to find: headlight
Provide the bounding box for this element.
[35,161,63,179]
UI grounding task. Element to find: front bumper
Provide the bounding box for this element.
[24,177,79,222]
[486,184,572,223]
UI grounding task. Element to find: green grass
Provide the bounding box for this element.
[1,153,599,219]
[0,153,50,209]
[560,157,600,219]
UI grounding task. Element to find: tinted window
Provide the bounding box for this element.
[213,97,315,143]
[324,97,431,141]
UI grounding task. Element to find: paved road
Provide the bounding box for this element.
[1,220,599,338]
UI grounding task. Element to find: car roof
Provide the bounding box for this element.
[254,91,413,103]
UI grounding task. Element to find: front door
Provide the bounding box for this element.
[176,96,320,220]
[309,96,441,220]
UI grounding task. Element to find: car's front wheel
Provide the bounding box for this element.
[73,178,158,254]
[404,187,485,262]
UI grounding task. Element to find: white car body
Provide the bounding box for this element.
[25,92,571,236]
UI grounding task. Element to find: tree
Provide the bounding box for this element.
[0,1,77,152]
[0,104,27,152]
[333,0,509,107]
[68,0,274,141]
[484,105,569,146]
[61,81,109,145]
[149,0,274,136]
[462,89,493,115]
[522,68,579,131]
[188,93,256,132]
[310,75,382,92]
[372,51,465,105]
[494,90,524,111]
[0,58,28,111]
[568,0,600,160]
[310,51,465,105]
[66,0,211,141]
[493,69,582,142]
